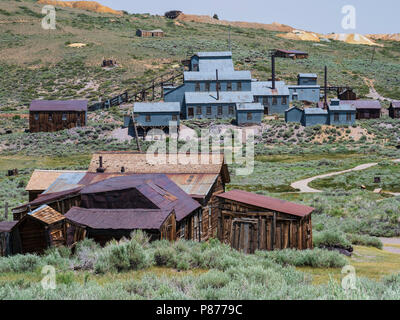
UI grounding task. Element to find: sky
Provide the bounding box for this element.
[95,0,399,34]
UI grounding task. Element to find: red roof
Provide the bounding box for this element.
[217,190,314,217]
[65,207,172,230]
[30,100,88,112]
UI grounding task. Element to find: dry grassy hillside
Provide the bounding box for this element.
[37,0,123,15]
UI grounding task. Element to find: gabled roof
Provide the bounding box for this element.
[0,221,18,232]
[184,71,251,81]
[25,170,87,192]
[27,205,65,225]
[285,106,303,113]
[65,207,172,230]
[30,100,88,112]
[252,81,290,96]
[134,102,180,113]
[185,91,253,104]
[341,100,381,110]
[80,174,201,222]
[236,103,264,111]
[217,190,314,217]
[328,104,356,112]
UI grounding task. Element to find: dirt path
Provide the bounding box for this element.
[380,238,400,254]
[363,77,394,102]
[291,159,400,193]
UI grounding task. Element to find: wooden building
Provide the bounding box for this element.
[0,221,18,256]
[338,88,357,101]
[389,101,400,119]
[136,29,164,37]
[274,49,308,60]
[217,190,314,253]
[29,100,88,133]
[343,100,381,119]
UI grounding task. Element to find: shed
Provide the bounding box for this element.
[302,108,328,126]
[136,29,164,37]
[298,73,318,86]
[65,207,176,246]
[285,106,303,123]
[235,103,264,125]
[217,190,313,253]
[338,88,357,100]
[29,100,88,133]
[15,205,66,254]
[274,49,308,59]
[133,102,180,130]
[341,100,381,119]
[0,221,18,256]
[389,101,400,119]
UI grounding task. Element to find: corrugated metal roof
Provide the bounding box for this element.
[304,108,328,115]
[328,104,356,112]
[217,190,314,217]
[43,172,87,194]
[25,170,87,192]
[197,52,232,57]
[29,205,65,225]
[285,106,303,113]
[166,173,218,198]
[288,85,321,89]
[80,174,201,222]
[184,71,251,81]
[298,73,317,78]
[276,49,308,55]
[30,100,88,112]
[185,91,254,104]
[392,101,400,109]
[340,100,382,110]
[252,81,290,96]
[236,103,264,111]
[134,102,180,113]
[0,221,18,232]
[66,207,172,230]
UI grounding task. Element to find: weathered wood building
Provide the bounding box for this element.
[136,29,164,37]
[274,49,308,60]
[0,221,18,256]
[389,101,400,119]
[29,100,88,133]
[217,190,314,253]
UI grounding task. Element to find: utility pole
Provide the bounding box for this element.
[131,110,142,152]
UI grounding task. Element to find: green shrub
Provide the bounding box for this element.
[313,231,352,248]
[346,234,383,249]
[0,254,42,273]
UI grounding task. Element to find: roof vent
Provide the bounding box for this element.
[121,166,125,173]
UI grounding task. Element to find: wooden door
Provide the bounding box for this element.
[230,218,259,254]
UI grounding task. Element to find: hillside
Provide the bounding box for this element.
[0,0,400,110]
[37,0,123,15]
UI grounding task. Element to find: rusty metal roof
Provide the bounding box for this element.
[30,100,88,112]
[0,221,18,232]
[217,190,314,217]
[80,174,201,222]
[65,207,172,230]
[43,172,87,194]
[28,205,65,225]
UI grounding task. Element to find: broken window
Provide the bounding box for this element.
[205,82,210,91]
[247,112,252,120]
[34,113,39,121]
[146,115,151,122]
[172,115,178,121]
[218,106,223,115]
[346,113,352,121]
[195,82,201,92]
[62,113,67,121]
[237,82,242,91]
[229,105,234,115]
[227,82,232,91]
[188,108,194,117]
[282,96,287,105]
[196,106,202,115]
[206,106,212,115]
[272,97,277,105]
[48,113,53,121]
[263,97,269,106]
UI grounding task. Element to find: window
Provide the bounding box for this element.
[195,82,201,92]
[146,115,151,122]
[193,64,199,71]
[62,113,67,121]
[254,97,259,103]
[263,97,269,106]
[216,82,221,91]
[346,113,352,121]
[247,112,253,120]
[229,105,234,115]
[188,108,194,117]
[172,115,178,121]
[196,106,202,115]
[205,82,210,91]
[282,96,287,105]
[206,106,212,115]
[227,82,232,91]
[272,97,277,105]
[218,106,223,116]
[237,82,242,91]
[48,113,53,121]
[334,113,339,122]
[34,113,39,121]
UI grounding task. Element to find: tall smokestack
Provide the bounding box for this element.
[324,66,328,109]
[216,69,220,100]
[271,55,276,90]
[96,156,105,173]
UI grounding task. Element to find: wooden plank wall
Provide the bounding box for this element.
[219,198,312,252]
[29,111,86,133]
[160,212,176,241]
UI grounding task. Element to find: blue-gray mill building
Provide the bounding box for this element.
[125,51,322,135]
[285,99,356,127]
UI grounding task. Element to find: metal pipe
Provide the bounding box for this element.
[216,69,220,100]
[324,66,328,109]
[271,55,276,90]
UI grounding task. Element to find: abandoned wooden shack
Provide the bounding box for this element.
[389,101,400,119]
[342,100,381,119]
[274,49,308,59]
[217,190,314,253]
[65,207,177,246]
[338,88,357,100]
[29,100,88,133]
[0,221,18,256]
[136,29,164,37]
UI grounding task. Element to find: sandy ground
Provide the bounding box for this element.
[110,127,132,142]
[364,77,394,102]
